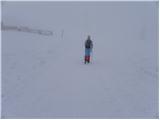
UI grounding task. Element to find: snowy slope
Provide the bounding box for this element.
[2,1,159,118]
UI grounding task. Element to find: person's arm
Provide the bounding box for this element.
[91,41,93,49]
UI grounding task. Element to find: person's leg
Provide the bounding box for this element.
[85,48,87,63]
[88,56,90,63]
[88,48,91,63]
[86,56,88,63]
[84,56,87,64]
[85,48,91,64]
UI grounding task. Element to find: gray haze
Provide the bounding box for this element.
[2,1,159,118]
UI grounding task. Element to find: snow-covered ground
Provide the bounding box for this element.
[1,1,159,118]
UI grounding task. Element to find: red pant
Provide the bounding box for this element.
[85,56,90,62]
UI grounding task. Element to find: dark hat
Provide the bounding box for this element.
[87,35,91,40]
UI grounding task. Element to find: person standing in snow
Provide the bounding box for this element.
[84,35,93,64]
